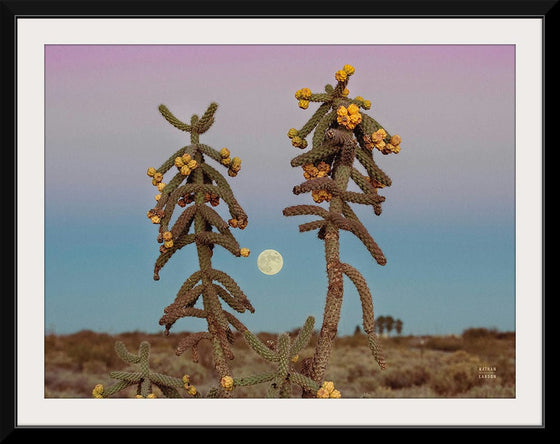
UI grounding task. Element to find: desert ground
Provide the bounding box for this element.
[45,327,514,399]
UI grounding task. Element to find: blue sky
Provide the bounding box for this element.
[44,44,515,336]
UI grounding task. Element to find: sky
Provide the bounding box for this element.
[44,44,515,337]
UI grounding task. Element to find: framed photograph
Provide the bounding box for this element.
[5,0,549,433]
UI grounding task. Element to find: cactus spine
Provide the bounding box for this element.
[146,103,253,397]
[284,65,402,396]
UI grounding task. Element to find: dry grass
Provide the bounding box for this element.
[45,328,515,399]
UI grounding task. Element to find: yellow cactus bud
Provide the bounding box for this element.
[231,157,241,171]
[330,389,342,398]
[164,240,173,248]
[174,157,184,168]
[335,69,348,82]
[287,128,299,139]
[220,147,230,158]
[337,106,348,116]
[342,64,355,76]
[228,170,238,177]
[291,136,303,148]
[157,182,166,192]
[92,384,104,398]
[308,166,319,178]
[341,88,349,96]
[317,161,330,173]
[322,381,335,393]
[187,385,197,396]
[240,248,250,257]
[182,153,192,163]
[221,376,234,391]
[372,128,387,142]
[147,167,156,177]
[349,114,362,126]
[312,190,322,203]
[180,165,191,176]
[150,215,161,224]
[221,157,231,166]
[135,395,144,399]
[146,393,156,399]
[302,163,319,177]
[391,134,402,146]
[298,100,309,109]
[228,218,238,228]
[187,159,198,170]
[155,194,161,201]
[347,103,360,115]
[182,374,190,385]
[317,381,341,398]
[163,231,173,241]
[295,88,311,100]
[153,172,163,183]
[363,99,371,110]
[291,354,299,363]
[337,114,352,129]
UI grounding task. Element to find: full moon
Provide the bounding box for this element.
[257,249,284,275]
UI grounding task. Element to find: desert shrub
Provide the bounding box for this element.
[462,384,515,398]
[64,330,123,370]
[387,336,408,347]
[462,327,499,340]
[381,364,430,390]
[425,335,463,352]
[430,351,483,395]
[355,375,380,394]
[494,356,516,387]
[339,334,369,348]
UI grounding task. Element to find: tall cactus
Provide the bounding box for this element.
[145,103,253,397]
[283,64,402,396]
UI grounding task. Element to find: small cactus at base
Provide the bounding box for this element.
[214,316,341,398]
[92,341,199,398]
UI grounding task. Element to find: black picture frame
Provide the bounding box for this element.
[3,0,552,437]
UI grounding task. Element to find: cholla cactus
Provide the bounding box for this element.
[146,103,254,396]
[92,341,196,398]
[215,316,339,398]
[283,64,401,395]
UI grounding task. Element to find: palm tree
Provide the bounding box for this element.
[395,319,403,336]
[385,316,394,336]
[376,316,386,336]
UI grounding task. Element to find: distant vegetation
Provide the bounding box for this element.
[370,315,404,336]
[45,327,515,398]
